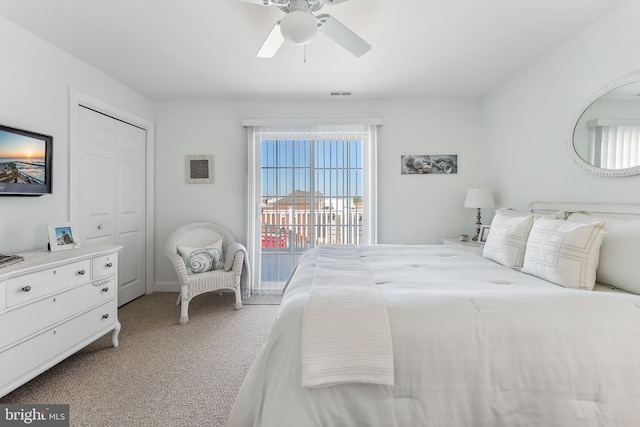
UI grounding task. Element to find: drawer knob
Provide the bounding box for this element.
[78,269,86,275]
[22,285,32,292]
[98,224,103,230]
[102,287,109,292]
[106,262,113,268]
[102,314,109,319]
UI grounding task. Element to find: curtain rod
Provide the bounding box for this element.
[241,118,383,127]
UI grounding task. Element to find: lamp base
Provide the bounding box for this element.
[472,207,482,242]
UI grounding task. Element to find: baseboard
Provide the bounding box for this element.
[154,281,180,293]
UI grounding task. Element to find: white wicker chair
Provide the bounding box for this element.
[165,223,244,324]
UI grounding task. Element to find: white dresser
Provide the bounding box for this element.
[0,245,121,397]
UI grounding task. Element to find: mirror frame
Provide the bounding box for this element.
[568,72,640,177]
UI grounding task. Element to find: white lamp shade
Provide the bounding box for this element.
[280,10,318,45]
[464,188,495,208]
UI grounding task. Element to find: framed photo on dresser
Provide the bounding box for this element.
[479,225,491,243]
[48,222,80,251]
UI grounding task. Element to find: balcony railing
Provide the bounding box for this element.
[259,205,363,292]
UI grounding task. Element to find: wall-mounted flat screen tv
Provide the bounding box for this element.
[0,124,52,196]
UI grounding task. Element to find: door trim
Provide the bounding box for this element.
[244,122,380,294]
[69,87,155,297]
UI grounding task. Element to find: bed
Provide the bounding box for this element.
[228,202,640,426]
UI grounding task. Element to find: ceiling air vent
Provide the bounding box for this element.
[330,91,352,96]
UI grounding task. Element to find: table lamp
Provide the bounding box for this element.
[464,188,495,241]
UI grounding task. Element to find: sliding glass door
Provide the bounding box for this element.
[245,123,379,295]
[260,138,363,292]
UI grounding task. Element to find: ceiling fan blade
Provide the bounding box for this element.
[323,0,352,4]
[257,22,285,58]
[317,14,371,57]
[233,0,269,4]
[233,0,290,5]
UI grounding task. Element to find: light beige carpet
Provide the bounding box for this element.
[0,292,279,427]
[242,293,283,305]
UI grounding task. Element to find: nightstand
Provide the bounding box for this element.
[442,238,484,255]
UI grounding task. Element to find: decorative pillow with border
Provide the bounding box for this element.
[522,217,606,290]
[178,239,224,274]
[482,209,535,269]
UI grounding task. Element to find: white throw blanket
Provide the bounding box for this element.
[301,245,394,388]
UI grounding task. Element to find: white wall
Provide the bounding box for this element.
[0,16,154,254]
[0,12,483,289]
[9,0,635,288]
[482,0,640,211]
[154,97,483,285]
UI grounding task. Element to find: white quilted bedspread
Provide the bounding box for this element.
[228,245,640,427]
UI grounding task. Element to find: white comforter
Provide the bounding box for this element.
[228,245,640,427]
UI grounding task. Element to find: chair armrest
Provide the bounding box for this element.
[224,241,247,273]
[230,250,244,275]
[166,251,190,281]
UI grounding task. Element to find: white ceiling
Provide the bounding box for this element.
[0,0,625,100]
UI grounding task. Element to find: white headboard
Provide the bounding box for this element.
[529,201,640,220]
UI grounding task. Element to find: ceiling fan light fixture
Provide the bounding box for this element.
[280,9,318,45]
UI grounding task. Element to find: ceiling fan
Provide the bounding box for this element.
[236,0,371,58]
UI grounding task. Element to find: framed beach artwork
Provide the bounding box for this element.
[48,223,80,251]
[401,154,458,174]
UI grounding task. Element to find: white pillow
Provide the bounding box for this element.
[482,209,534,269]
[568,214,640,294]
[564,213,607,225]
[178,239,224,274]
[522,217,606,290]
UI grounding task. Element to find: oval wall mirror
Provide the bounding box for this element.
[569,73,640,176]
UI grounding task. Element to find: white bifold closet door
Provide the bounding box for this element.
[73,106,146,306]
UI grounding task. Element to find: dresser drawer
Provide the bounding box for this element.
[0,299,118,392]
[92,254,118,279]
[6,259,91,307]
[0,280,5,310]
[0,277,116,350]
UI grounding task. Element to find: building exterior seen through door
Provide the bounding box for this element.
[259,138,364,293]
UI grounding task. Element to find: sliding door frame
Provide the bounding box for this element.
[243,118,382,294]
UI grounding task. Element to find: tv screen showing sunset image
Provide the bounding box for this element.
[0,128,47,185]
